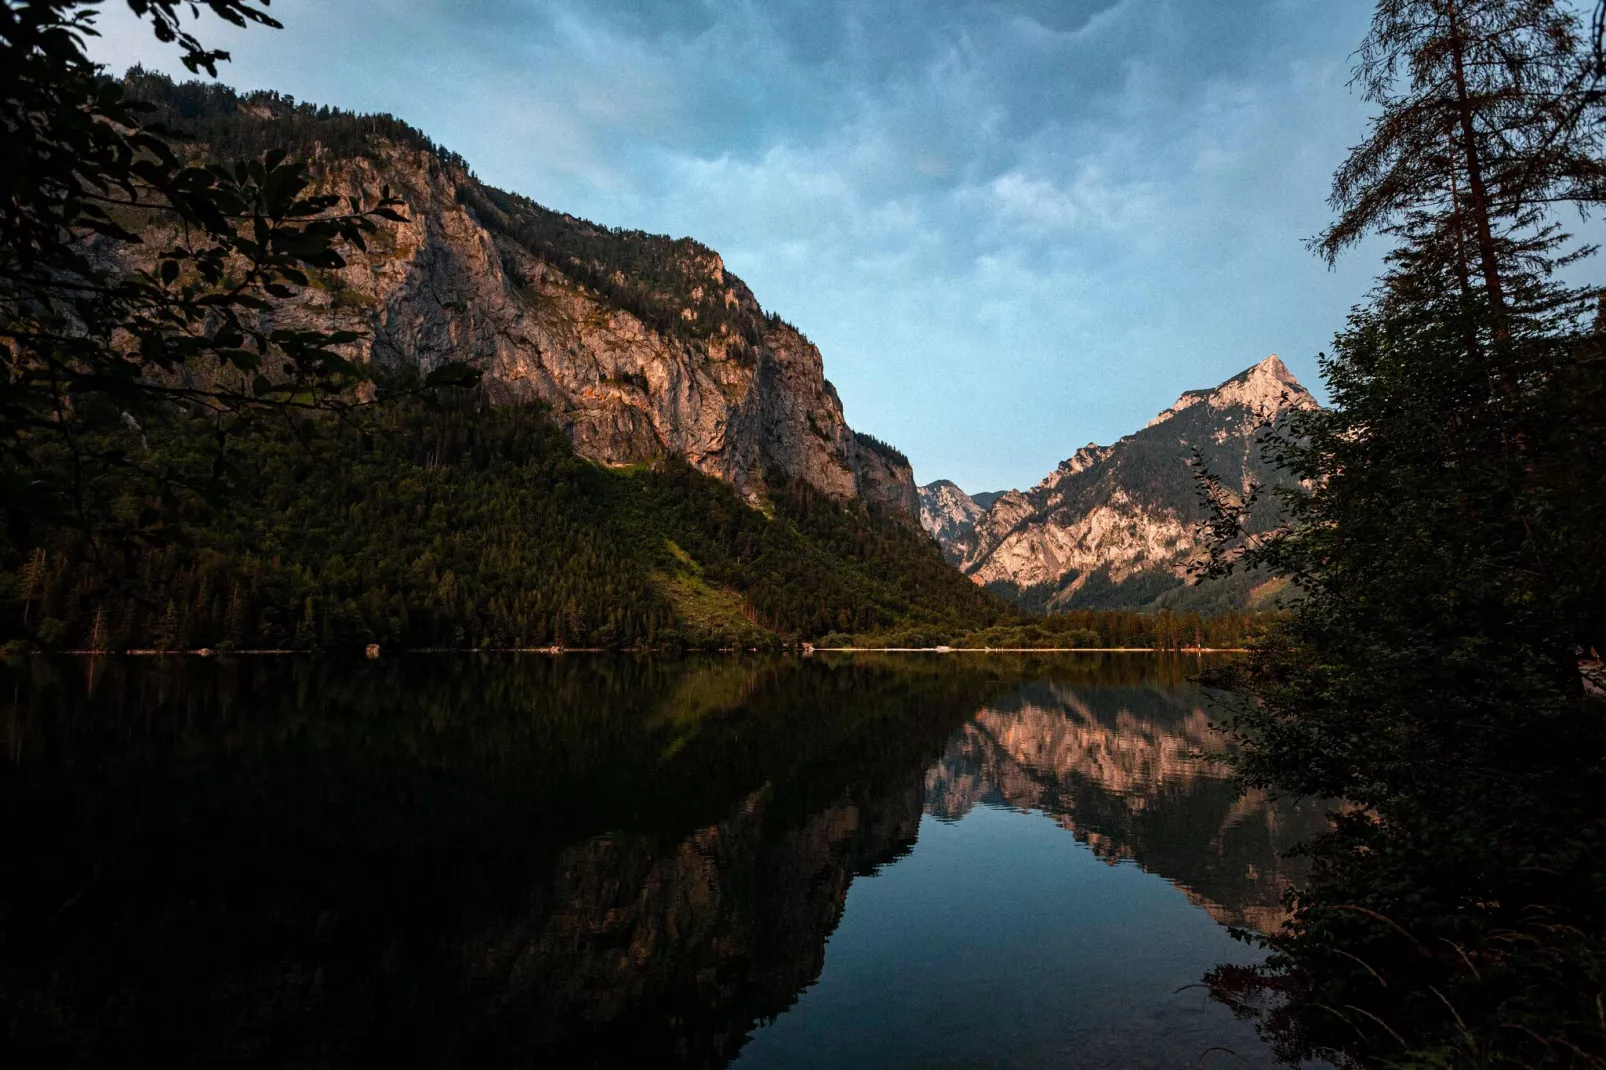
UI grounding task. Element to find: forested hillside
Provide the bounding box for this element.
[5,392,1004,652]
[4,388,1275,653]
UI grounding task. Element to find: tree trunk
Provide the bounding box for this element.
[1447,124,1483,361]
[1446,0,1509,330]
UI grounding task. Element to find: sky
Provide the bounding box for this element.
[87,0,1388,493]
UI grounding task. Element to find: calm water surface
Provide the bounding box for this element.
[2,654,1326,1068]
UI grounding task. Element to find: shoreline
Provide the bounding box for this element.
[28,646,1249,657]
[810,647,1248,654]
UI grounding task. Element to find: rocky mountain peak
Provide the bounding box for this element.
[1257,353,1293,378]
[1208,354,1313,412]
[918,481,986,562]
[1146,355,1312,431]
[1045,443,1113,482]
[934,357,1316,612]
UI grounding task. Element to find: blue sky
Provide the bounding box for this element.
[88,0,1386,492]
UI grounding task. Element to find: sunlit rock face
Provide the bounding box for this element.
[917,480,987,562]
[936,357,1318,610]
[136,136,915,516]
[923,680,1329,933]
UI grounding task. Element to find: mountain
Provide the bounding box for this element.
[970,490,1010,510]
[938,356,1316,612]
[916,482,1014,564]
[120,70,917,519]
[7,72,1016,652]
[916,480,987,563]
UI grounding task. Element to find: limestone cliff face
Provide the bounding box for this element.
[847,432,921,518]
[163,130,915,515]
[916,480,985,562]
[946,356,1316,610]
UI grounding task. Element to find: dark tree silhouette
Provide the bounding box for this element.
[1,1,475,541]
[1198,2,1606,1064]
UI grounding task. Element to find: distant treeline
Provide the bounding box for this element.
[822,608,1281,651]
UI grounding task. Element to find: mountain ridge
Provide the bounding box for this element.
[920,356,1315,612]
[121,69,918,521]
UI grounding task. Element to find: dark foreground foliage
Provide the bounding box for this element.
[1,2,479,542]
[1197,1,1606,1064]
[1205,312,1606,1068]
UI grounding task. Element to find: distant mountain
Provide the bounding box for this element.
[932,356,1316,612]
[916,481,986,563]
[917,483,1015,565]
[970,490,1009,511]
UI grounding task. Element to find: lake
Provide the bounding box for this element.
[2,653,1328,1068]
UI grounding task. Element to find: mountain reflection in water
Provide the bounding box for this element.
[2,654,1324,1068]
[927,680,1329,934]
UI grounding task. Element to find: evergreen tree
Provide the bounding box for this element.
[1317,0,1606,315]
[1201,2,1606,1064]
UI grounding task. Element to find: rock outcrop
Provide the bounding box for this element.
[916,480,986,562]
[132,79,918,518]
[938,356,1317,610]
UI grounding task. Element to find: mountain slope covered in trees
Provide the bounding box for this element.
[9,394,1004,651]
[0,69,987,652]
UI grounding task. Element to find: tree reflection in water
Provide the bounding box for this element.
[2,653,1323,1068]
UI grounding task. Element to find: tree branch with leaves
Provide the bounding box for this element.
[1,0,478,544]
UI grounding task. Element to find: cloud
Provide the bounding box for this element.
[86,0,1383,491]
